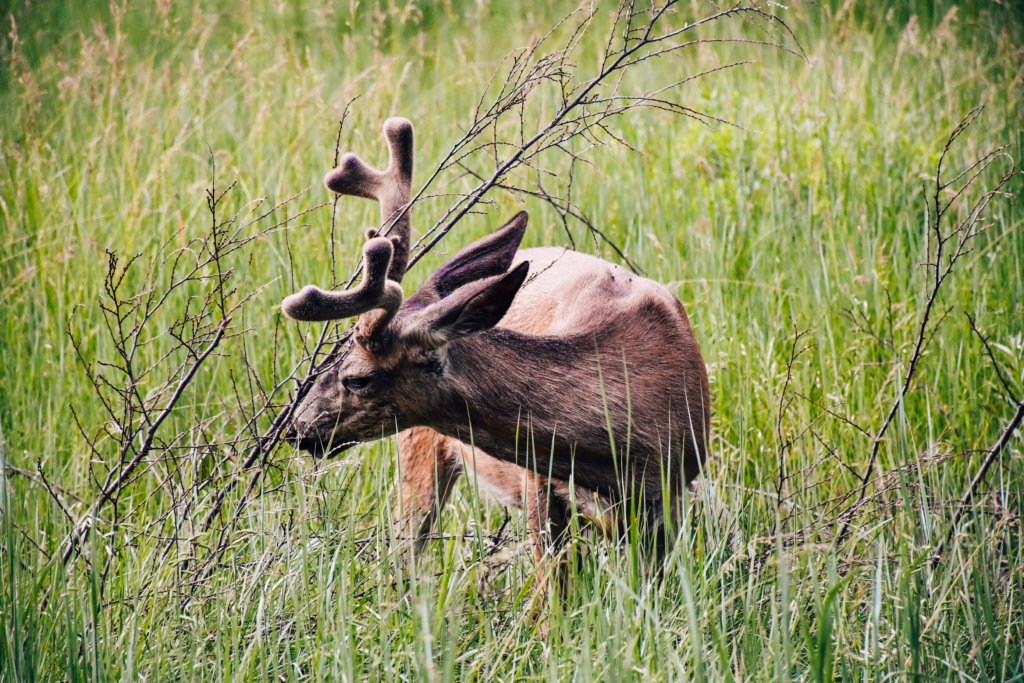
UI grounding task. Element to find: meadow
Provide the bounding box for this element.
[1,0,1022,680]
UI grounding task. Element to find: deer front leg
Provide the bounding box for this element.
[457,444,574,590]
[395,427,463,551]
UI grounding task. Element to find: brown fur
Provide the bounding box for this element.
[283,117,709,576]
[287,242,709,562]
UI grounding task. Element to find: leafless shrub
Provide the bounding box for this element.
[832,107,1021,546]
[764,107,1022,558]
[59,166,328,575]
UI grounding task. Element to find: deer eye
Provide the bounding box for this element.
[342,375,371,392]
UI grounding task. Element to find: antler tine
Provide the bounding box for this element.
[324,117,414,284]
[282,236,404,335]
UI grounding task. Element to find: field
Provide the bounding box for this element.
[1,0,1023,680]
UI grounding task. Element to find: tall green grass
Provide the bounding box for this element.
[2,0,1022,679]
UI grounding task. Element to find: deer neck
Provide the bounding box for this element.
[428,328,621,475]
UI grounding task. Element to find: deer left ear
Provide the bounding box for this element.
[411,261,529,347]
[427,212,529,297]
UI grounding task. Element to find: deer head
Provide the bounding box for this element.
[283,117,532,455]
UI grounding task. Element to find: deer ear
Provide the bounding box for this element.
[427,212,528,297]
[413,261,529,347]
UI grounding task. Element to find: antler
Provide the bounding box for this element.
[283,231,404,340]
[324,117,414,283]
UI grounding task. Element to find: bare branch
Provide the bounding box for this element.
[835,108,1020,545]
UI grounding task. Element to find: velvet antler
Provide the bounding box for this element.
[324,117,414,283]
[283,231,404,340]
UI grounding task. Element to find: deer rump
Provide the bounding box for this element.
[282,117,709,563]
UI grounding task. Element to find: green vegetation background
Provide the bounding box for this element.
[1,0,1022,680]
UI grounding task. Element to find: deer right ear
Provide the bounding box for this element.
[427,212,529,297]
[411,261,529,347]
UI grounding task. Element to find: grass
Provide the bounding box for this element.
[1,0,1023,680]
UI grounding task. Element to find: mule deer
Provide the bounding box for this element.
[283,117,709,569]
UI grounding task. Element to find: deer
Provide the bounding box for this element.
[282,116,710,576]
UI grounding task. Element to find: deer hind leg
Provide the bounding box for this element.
[522,475,576,594]
[395,427,463,551]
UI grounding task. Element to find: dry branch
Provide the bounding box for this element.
[835,106,1020,546]
[931,315,1024,564]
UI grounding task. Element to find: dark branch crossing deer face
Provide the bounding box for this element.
[282,117,531,456]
